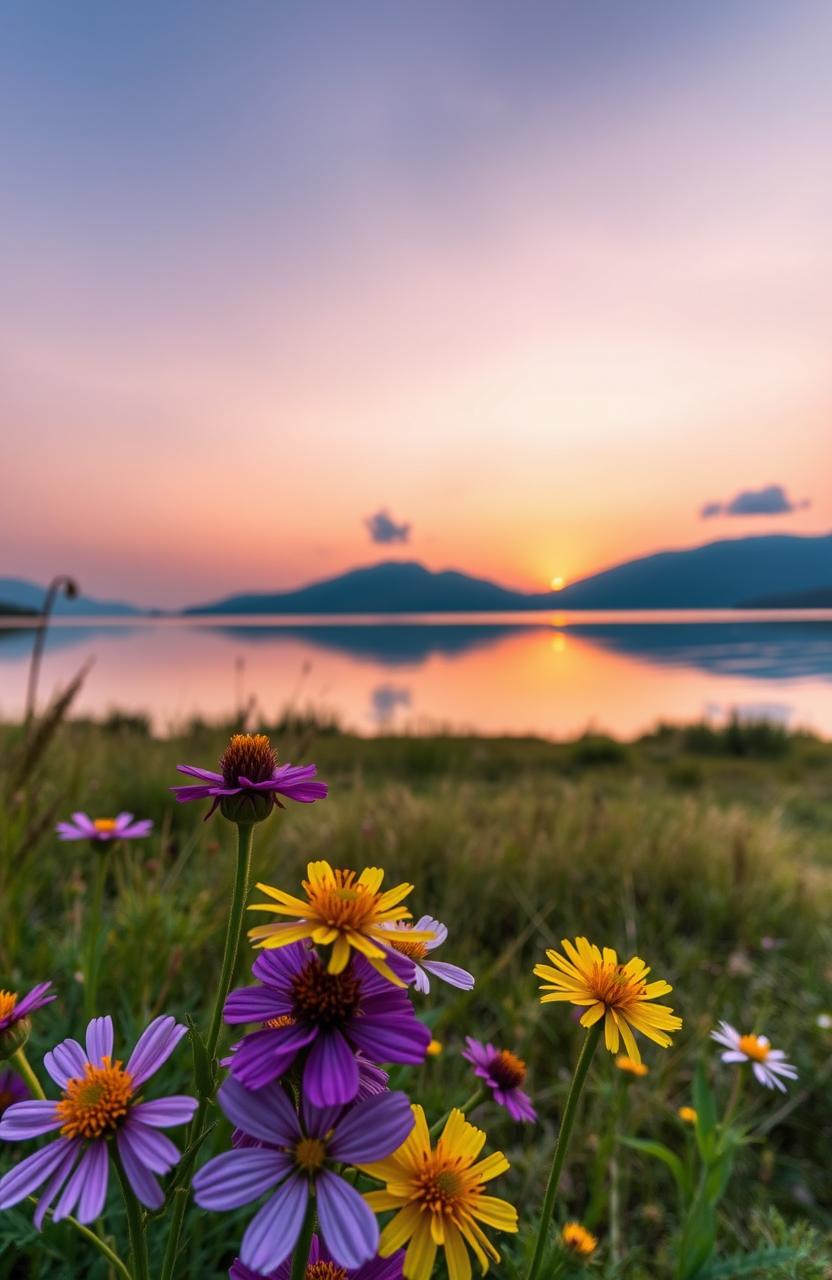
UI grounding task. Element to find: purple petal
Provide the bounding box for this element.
[170,783,217,802]
[70,812,97,834]
[303,1030,359,1107]
[126,1015,187,1086]
[348,1015,431,1065]
[14,981,57,1019]
[0,1137,80,1209]
[33,1141,83,1230]
[0,1099,61,1140]
[130,1097,198,1128]
[175,765,224,782]
[193,1148,290,1210]
[217,1077,300,1146]
[224,984,293,1025]
[229,1025,316,1090]
[328,1091,414,1165]
[252,943,309,986]
[241,1173,308,1274]
[119,820,153,839]
[85,1016,114,1067]
[423,960,475,990]
[56,823,88,840]
[316,1169,379,1270]
[44,1038,87,1088]
[117,1127,164,1209]
[52,1141,108,1224]
[120,1119,181,1174]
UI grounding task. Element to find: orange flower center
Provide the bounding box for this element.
[220,733,277,786]
[388,926,429,962]
[307,1264,346,1280]
[263,1015,296,1030]
[738,1034,770,1062]
[291,960,362,1027]
[0,991,18,1023]
[56,1057,134,1139]
[304,869,383,931]
[294,1137,327,1171]
[590,961,645,1011]
[413,1153,467,1216]
[93,818,118,834]
[489,1049,527,1089]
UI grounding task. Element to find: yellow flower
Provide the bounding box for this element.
[361,1105,517,1279]
[535,937,682,1063]
[562,1221,598,1256]
[615,1055,649,1078]
[427,1039,443,1056]
[678,1105,697,1125]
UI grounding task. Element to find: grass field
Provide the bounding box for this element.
[2,715,832,1277]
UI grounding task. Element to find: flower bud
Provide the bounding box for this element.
[220,793,275,824]
[0,1015,31,1061]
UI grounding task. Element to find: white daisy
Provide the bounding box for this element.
[381,915,475,994]
[710,1020,798,1092]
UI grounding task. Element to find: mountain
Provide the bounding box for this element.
[739,586,832,608]
[0,578,142,616]
[183,534,832,614]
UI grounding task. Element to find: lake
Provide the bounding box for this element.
[2,612,832,738]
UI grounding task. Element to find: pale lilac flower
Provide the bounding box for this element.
[382,916,474,994]
[711,1020,798,1092]
[463,1036,537,1123]
[56,813,153,842]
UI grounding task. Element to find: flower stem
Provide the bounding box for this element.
[429,1086,488,1139]
[84,853,108,1020]
[290,1202,316,1280]
[26,1196,131,1280]
[160,821,255,1280]
[526,1023,602,1280]
[13,1047,45,1100]
[116,1159,149,1280]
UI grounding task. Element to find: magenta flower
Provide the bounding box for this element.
[193,1078,414,1274]
[0,1070,29,1120]
[463,1036,537,1124]
[0,981,55,1037]
[382,916,474,995]
[171,732,327,821]
[230,1234,404,1278]
[55,813,153,842]
[223,944,430,1103]
[0,1014,197,1227]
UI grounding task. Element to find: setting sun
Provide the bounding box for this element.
[550,575,566,591]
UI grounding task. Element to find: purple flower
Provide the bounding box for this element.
[0,1014,197,1227]
[56,813,153,842]
[223,944,430,1103]
[0,981,55,1035]
[382,916,474,995]
[463,1036,537,1124]
[0,1070,29,1119]
[230,1234,404,1278]
[172,732,327,821]
[194,1078,414,1275]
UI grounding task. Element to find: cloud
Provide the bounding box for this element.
[700,484,810,519]
[365,509,411,543]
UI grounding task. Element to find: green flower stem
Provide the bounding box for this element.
[84,852,108,1020]
[290,1202,316,1280]
[429,1086,488,1140]
[13,1046,45,1100]
[160,821,255,1280]
[722,1067,743,1128]
[116,1159,149,1280]
[526,1023,602,1280]
[26,1196,131,1280]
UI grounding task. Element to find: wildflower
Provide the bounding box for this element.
[463,1037,536,1123]
[562,1222,598,1256]
[223,944,430,1103]
[248,861,432,985]
[816,1013,832,1031]
[677,1106,697,1125]
[0,982,55,1058]
[56,813,153,842]
[534,937,682,1062]
[427,1040,443,1057]
[361,1105,518,1279]
[615,1055,649,1078]
[0,1070,29,1119]
[382,917,474,994]
[194,1078,414,1275]
[0,1014,197,1226]
[229,1234,405,1278]
[710,1021,798,1092]
[172,732,327,822]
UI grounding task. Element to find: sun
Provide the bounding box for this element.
[550,575,565,591]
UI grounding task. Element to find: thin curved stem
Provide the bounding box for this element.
[429,1086,488,1140]
[26,1196,131,1280]
[13,1047,45,1100]
[526,1023,602,1280]
[290,1202,316,1280]
[116,1159,149,1280]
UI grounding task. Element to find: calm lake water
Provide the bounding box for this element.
[2,613,832,738]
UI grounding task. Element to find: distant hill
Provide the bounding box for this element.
[739,585,832,609]
[184,534,832,614]
[0,578,141,616]
[0,600,36,618]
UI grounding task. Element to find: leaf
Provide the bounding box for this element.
[693,1246,805,1279]
[693,1060,718,1161]
[618,1136,691,1199]
[187,1013,215,1099]
[677,1191,716,1280]
[704,1149,734,1208]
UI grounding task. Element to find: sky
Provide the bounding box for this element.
[1,1,831,608]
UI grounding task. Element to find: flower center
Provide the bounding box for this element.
[0,991,18,1023]
[738,1034,770,1062]
[388,925,429,961]
[489,1049,526,1089]
[294,1137,327,1171]
[220,733,277,786]
[291,960,362,1027]
[590,961,645,1011]
[304,869,382,931]
[56,1057,134,1139]
[93,818,117,834]
[307,1264,347,1280]
[263,1015,296,1030]
[414,1155,466,1215]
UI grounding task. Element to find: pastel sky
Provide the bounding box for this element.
[2,1,830,607]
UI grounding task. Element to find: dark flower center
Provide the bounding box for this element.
[0,1089,14,1114]
[307,1264,347,1280]
[489,1048,527,1089]
[291,959,362,1027]
[220,733,277,786]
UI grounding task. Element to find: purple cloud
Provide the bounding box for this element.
[700,484,810,519]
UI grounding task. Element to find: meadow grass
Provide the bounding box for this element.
[1,717,831,1277]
